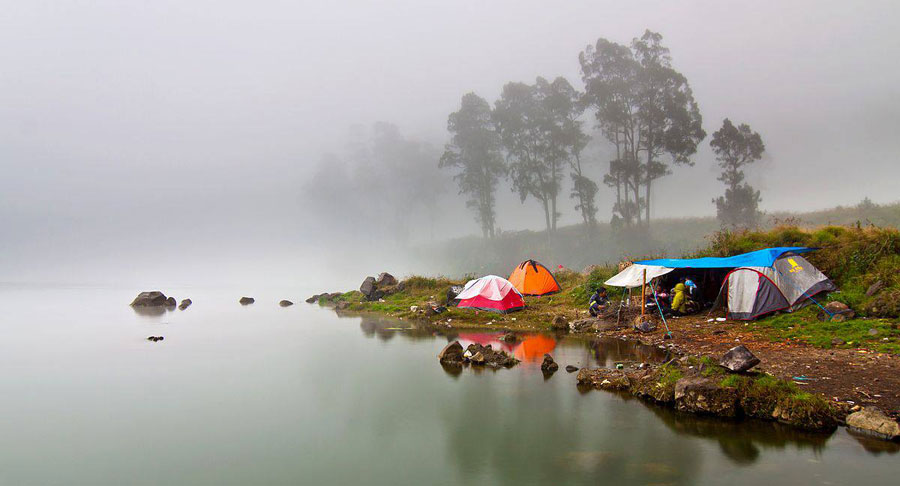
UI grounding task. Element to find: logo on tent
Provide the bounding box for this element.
[787,258,804,273]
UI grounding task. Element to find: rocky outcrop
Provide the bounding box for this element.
[306,294,324,304]
[279,300,293,307]
[438,341,464,365]
[335,301,350,311]
[550,315,568,331]
[541,354,559,373]
[178,299,192,310]
[239,297,255,305]
[846,408,900,441]
[360,273,402,301]
[464,343,519,368]
[576,368,630,391]
[719,345,760,372]
[130,291,169,307]
[675,377,740,417]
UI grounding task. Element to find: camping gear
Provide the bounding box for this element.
[455,275,526,314]
[508,260,561,296]
[604,247,837,321]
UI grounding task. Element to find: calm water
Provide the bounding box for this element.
[0,284,896,485]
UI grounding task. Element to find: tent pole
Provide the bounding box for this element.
[641,269,647,318]
[653,283,671,337]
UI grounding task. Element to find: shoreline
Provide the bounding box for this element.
[313,278,900,443]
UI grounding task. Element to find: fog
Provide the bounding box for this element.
[2,0,899,287]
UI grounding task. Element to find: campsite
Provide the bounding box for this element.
[316,224,900,440]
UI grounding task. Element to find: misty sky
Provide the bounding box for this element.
[2,0,899,284]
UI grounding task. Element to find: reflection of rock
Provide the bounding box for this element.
[846,408,900,441]
[279,300,294,307]
[132,306,168,316]
[130,291,169,306]
[719,345,759,372]
[848,430,900,454]
[675,377,739,417]
[239,297,255,305]
[178,299,192,310]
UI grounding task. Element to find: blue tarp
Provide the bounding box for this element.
[635,247,817,269]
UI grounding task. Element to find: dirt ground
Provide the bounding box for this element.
[595,314,900,417]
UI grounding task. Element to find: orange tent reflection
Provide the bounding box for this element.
[513,334,557,362]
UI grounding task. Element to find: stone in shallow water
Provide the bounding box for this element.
[279,300,294,307]
[846,408,900,440]
[179,299,192,310]
[541,354,559,372]
[438,341,464,365]
[239,297,255,305]
[130,291,168,307]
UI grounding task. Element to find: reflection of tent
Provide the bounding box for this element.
[513,334,556,362]
[508,260,560,296]
[456,275,525,314]
[604,247,837,320]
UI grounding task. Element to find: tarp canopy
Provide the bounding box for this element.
[635,247,816,269]
[605,264,674,288]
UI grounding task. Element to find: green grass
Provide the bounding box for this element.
[749,307,900,353]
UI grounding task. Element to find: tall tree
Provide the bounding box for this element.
[710,118,766,228]
[580,30,705,226]
[440,93,506,238]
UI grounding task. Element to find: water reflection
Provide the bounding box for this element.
[130,305,173,317]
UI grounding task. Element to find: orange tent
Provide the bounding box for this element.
[508,260,561,296]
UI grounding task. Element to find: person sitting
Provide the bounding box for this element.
[589,288,609,317]
[684,276,699,301]
[669,282,690,315]
[647,283,669,311]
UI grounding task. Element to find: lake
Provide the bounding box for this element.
[0,285,895,485]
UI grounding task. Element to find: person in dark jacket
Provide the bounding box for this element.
[589,288,609,317]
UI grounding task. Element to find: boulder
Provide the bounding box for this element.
[675,376,740,417]
[541,354,559,372]
[719,345,760,373]
[551,315,568,331]
[239,297,255,305]
[846,408,900,441]
[823,301,855,319]
[165,296,177,306]
[565,365,579,373]
[279,300,294,307]
[130,291,169,307]
[438,341,464,365]
[178,299,192,310]
[360,277,377,299]
[376,272,398,287]
[866,280,885,297]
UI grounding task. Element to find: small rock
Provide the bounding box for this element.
[831,338,845,346]
[720,345,760,372]
[165,296,176,306]
[866,280,885,297]
[541,354,559,372]
[376,272,398,287]
[868,328,878,336]
[821,301,855,320]
[178,299,192,310]
[846,408,900,441]
[633,320,657,333]
[470,352,485,365]
[239,297,255,305]
[130,291,169,307]
[438,341,464,365]
[565,365,579,373]
[551,315,568,331]
[146,336,164,342]
[305,294,322,304]
[279,300,294,307]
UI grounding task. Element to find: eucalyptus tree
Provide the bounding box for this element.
[710,118,766,227]
[439,93,506,238]
[580,30,705,226]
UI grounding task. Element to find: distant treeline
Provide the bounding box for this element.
[409,200,900,278]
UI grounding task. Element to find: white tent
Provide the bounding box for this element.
[604,264,673,288]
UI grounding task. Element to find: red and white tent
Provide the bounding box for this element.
[455,275,525,314]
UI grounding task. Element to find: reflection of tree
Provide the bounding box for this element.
[437,376,703,485]
[644,401,832,465]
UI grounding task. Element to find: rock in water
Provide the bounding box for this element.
[165,296,176,306]
[178,299,192,310]
[846,407,900,440]
[130,291,169,307]
[720,345,760,372]
[360,277,377,300]
[305,294,322,304]
[565,365,579,373]
[438,341,464,365]
[541,354,559,372]
[470,352,485,365]
[551,315,568,330]
[279,300,294,307]
[239,297,255,305]
[376,272,398,287]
